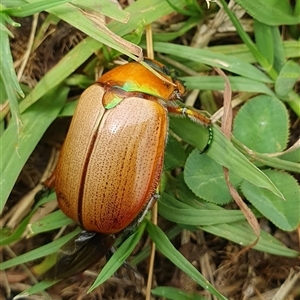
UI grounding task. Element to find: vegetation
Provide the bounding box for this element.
[0,0,299,299]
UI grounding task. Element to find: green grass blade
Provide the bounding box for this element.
[218,0,278,80]
[234,0,299,25]
[254,20,274,66]
[270,26,287,72]
[88,222,146,292]
[152,286,207,300]
[3,0,72,17]
[45,3,141,60]
[0,86,68,211]
[0,17,23,127]
[202,222,299,257]
[147,222,228,300]
[0,228,81,270]
[28,209,73,236]
[153,42,272,83]
[16,280,60,298]
[72,0,129,23]
[241,170,300,231]
[159,193,245,225]
[207,41,300,64]
[181,76,275,95]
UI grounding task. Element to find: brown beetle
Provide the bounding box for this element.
[44,58,212,279]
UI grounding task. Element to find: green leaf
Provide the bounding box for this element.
[16,280,60,299]
[184,154,242,204]
[0,16,23,126]
[181,76,275,95]
[3,0,72,17]
[218,0,278,80]
[254,20,274,66]
[164,134,187,170]
[147,222,228,300]
[234,0,299,25]
[28,210,73,237]
[233,95,289,153]
[152,286,207,300]
[169,116,211,153]
[275,60,300,98]
[241,170,300,231]
[170,118,283,199]
[270,27,286,72]
[153,42,272,83]
[159,193,245,224]
[0,229,81,270]
[88,223,146,292]
[0,86,68,211]
[21,0,141,61]
[202,222,299,257]
[170,175,228,211]
[280,147,300,164]
[208,41,299,64]
[71,0,129,23]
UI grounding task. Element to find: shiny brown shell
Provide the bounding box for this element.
[55,85,168,233]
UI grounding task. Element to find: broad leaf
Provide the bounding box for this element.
[233,95,289,153]
[241,170,300,231]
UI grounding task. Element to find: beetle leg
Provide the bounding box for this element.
[166,105,211,126]
[166,105,213,153]
[34,186,52,205]
[32,170,56,205]
[137,193,159,225]
[122,193,159,236]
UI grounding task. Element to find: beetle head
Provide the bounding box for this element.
[143,58,185,100]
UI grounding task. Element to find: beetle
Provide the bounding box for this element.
[43,58,212,279]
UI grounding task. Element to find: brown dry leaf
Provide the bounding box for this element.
[215,67,260,240]
[80,9,142,59]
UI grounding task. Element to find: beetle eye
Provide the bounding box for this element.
[144,59,162,72]
[144,58,170,76]
[162,65,171,76]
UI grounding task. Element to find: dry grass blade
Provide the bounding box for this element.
[216,67,260,240]
[273,269,300,300]
[145,24,156,300]
[215,67,232,136]
[80,8,142,58]
[16,14,39,82]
